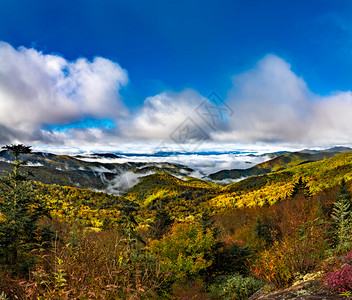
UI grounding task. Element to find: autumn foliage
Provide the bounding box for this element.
[1,146,352,298]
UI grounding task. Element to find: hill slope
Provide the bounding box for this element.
[125,172,220,218]
[210,150,352,209]
[0,150,195,194]
[208,148,351,182]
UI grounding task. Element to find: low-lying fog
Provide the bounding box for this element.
[77,152,271,176]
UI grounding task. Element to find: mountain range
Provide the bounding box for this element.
[0,146,350,196]
[208,146,352,182]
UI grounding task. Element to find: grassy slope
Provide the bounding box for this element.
[123,151,352,214]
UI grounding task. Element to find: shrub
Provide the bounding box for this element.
[254,216,281,246]
[0,271,26,299]
[325,264,352,293]
[22,230,168,299]
[149,221,215,282]
[206,241,253,280]
[172,280,210,300]
[253,215,329,288]
[209,274,264,300]
[324,249,352,293]
[343,249,352,264]
[252,241,294,288]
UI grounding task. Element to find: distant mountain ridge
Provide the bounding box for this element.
[208,147,352,182]
[0,150,194,194]
[0,146,350,194]
[76,153,121,159]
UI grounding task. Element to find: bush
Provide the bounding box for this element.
[22,230,168,299]
[325,250,352,293]
[252,241,294,288]
[254,216,281,246]
[149,221,215,282]
[343,249,352,264]
[325,264,352,293]
[209,274,264,300]
[172,280,210,300]
[253,216,329,288]
[0,271,26,299]
[206,242,253,280]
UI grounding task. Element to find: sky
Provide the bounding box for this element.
[1,0,352,152]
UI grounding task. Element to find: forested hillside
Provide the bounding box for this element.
[0,149,194,193]
[1,145,352,299]
[209,147,351,181]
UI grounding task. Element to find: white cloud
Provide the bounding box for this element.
[2,42,352,150]
[120,89,208,140]
[76,152,269,176]
[0,41,128,143]
[213,54,352,146]
[105,171,156,195]
[309,92,352,144]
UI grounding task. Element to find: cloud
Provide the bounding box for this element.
[2,41,352,149]
[212,54,352,146]
[120,89,209,140]
[0,41,128,144]
[121,54,352,148]
[77,151,269,177]
[105,171,156,195]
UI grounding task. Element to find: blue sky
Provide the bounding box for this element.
[2,0,352,100]
[1,0,352,150]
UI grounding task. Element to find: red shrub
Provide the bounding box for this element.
[343,250,352,264]
[325,264,352,293]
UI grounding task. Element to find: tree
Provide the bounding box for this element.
[0,144,47,271]
[117,201,145,250]
[206,242,253,280]
[289,177,311,199]
[254,216,281,246]
[149,207,173,240]
[199,208,216,234]
[149,222,215,282]
[331,179,352,251]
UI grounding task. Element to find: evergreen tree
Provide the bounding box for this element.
[149,207,173,240]
[331,179,352,251]
[289,177,312,199]
[199,209,214,231]
[254,215,281,246]
[117,202,145,250]
[198,207,221,239]
[0,144,47,271]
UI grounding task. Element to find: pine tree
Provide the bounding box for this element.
[254,217,276,246]
[289,177,312,199]
[199,207,221,238]
[117,202,145,250]
[331,179,352,251]
[0,144,47,271]
[149,208,173,240]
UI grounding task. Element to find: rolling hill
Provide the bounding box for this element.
[208,147,351,182]
[0,150,195,194]
[210,150,352,209]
